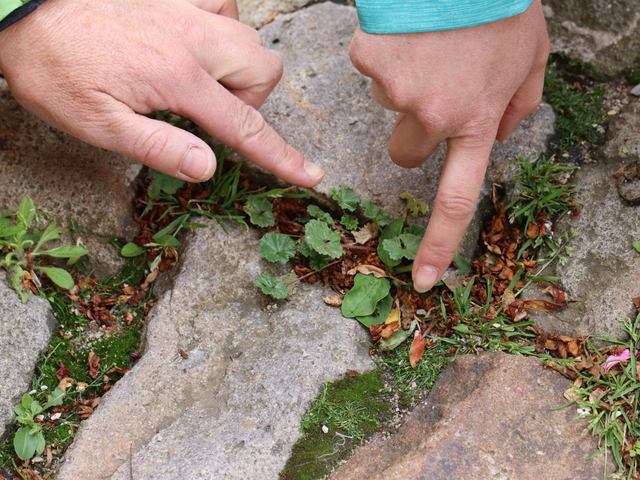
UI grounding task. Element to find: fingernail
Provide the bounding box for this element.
[304,160,324,182]
[180,146,215,182]
[414,266,439,293]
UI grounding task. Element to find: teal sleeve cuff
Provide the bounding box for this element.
[355,0,535,34]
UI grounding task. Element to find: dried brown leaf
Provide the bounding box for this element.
[87,352,100,379]
[352,222,378,245]
[323,294,343,307]
[544,360,578,379]
[347,265,387,278]
[409,330,427,369]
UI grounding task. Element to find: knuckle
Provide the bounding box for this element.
[436,193,477,223]
[237,105,268,144]
[136,127,171,165]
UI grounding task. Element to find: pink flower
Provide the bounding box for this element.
[603,349,631,373]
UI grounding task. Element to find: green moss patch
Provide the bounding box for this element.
[544,54,606,152]
[626,65,640,85]
[280,370,388,480]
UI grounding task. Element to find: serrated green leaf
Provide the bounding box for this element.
[255,274,289,300]
[400,192,429,218]
[340,214,359,230]
[404,223,426,237]
[356,294,394,327]
[17,196,35,228]
[297,238,313,257]
[307,205,334,224]
[35,267,75,290]
[634,241,640,253]
[305,220,344,259]
[35,245,89,258]
[121,243,145,257]
[360,200,391,228]
[377,216,405,268]
[383,233,422,261]
[147,170,186,199]
[259,233,297,264]
[244,196,275,228]
[14,426,37,460]
[330,185,361,212]
[309,252,331,271]
[341,273,390,318]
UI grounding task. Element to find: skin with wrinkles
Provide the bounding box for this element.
[0,0,548,292]
[0,0,325,186]
[350,0,549,291]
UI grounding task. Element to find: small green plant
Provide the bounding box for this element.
[0,196,89,301]
[544,54,606,151]
[13,388,64,460]
[626,65,640,85]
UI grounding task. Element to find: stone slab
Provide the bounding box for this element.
[58,220,372,480]
[0,277,55,440]
[524,103,640,339]
[238,0,315,29]
[543,0,640,78]
[0,78,140,276]
[330,352,607,480]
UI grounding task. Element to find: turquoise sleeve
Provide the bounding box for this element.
[355,0,535,34]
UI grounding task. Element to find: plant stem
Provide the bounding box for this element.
[394,264,413,274]
[342,244,376,252]
[286,259,341,286]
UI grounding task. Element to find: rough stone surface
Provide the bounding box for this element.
[330,352,607,480]
[0,79,140,276]
[0,276,55,440]
[58,220,372,480]
[543,0,640,78]
[258,3,555,257]
[237,0,314,28]
[524,103,640,339]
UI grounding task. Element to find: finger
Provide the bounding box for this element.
[192,9,261,45]
[388,113,444,168]
[172,68,324,187]
[100,102,217,182]
[495,64,544,143]
[190,32,281,108]
[184,0,239,20]
[412,136,493,292]
[370,80,397,112]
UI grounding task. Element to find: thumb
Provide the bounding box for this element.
[102,109,216,182]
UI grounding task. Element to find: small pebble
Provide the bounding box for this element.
[631,84,640,97]
[31,456,43,463]
[607,109,618,116]
[322,425,329,434]
[28,390,36,395]
[51,413,61,421]
[40,385,48,391]
[35,415,44,422]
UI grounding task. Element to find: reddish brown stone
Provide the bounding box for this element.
[330,352,607,480]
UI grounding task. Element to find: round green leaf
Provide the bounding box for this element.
[341,273,391,318]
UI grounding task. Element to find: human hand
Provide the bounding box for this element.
[349,0,549,292]
[0,0,324,186]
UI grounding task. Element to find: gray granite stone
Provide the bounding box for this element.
[238,0,315,28]
[543,0,640,78]
[523,103,640,339]
[0,276,55,440]
[58,220,372,480]
[0,79,140,276]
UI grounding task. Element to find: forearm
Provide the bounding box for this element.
[355,0,535,34]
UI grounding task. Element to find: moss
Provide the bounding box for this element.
[626,65,640,85]
[280,370,388,480]
[544,54,606,152]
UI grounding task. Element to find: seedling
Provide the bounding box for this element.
[0,196,89,301]
[13,388,64,461]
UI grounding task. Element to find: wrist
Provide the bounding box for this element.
[0,0,47,32]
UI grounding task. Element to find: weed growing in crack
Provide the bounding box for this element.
[0,196,89,302]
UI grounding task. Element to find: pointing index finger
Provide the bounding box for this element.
[412,136,493,292]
